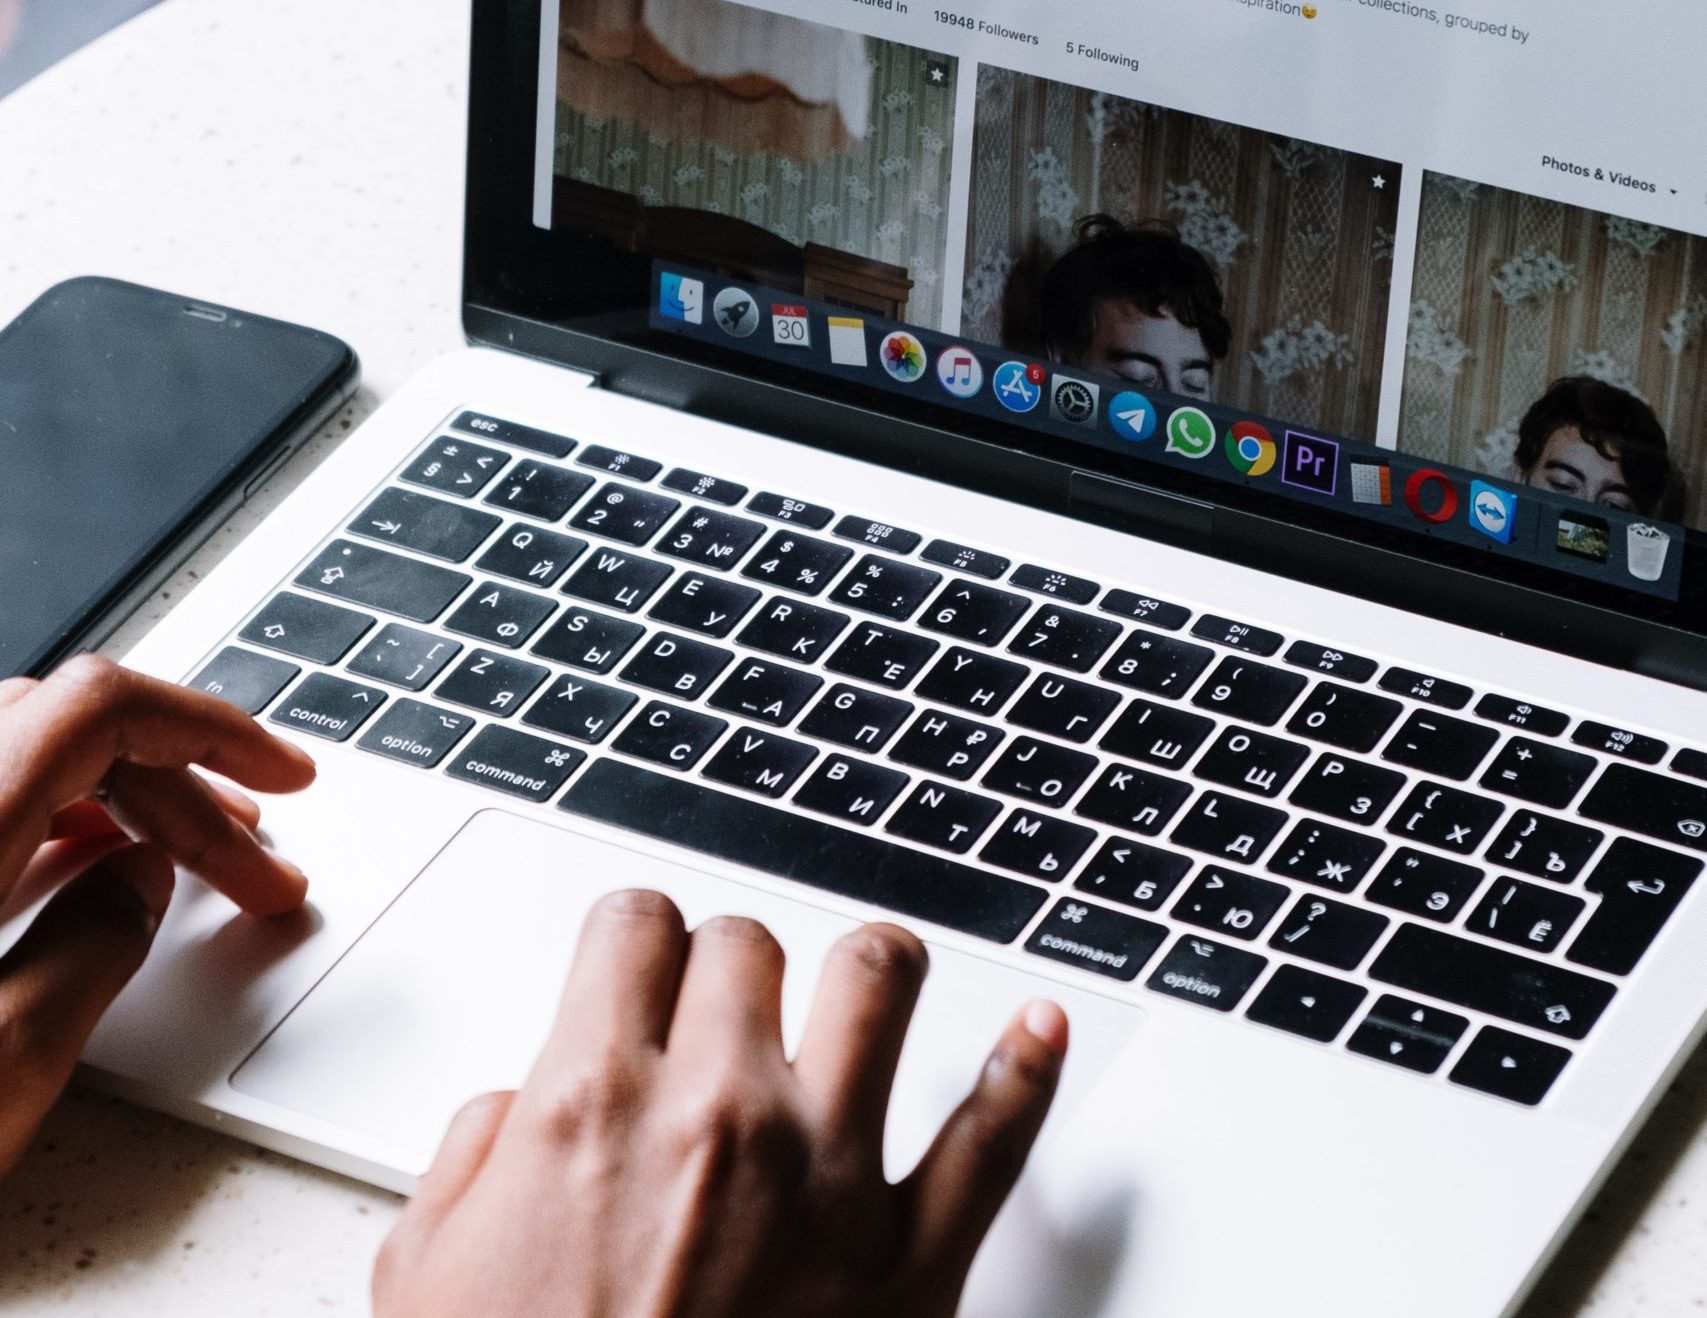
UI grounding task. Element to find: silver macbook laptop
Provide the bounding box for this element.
[37,2,1707,1314]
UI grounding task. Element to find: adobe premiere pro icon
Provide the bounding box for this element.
[1282,431,1340,496]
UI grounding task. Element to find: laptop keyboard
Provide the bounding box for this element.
[189,409,1707,1110]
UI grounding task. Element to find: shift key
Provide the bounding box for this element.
[296,540,471,623]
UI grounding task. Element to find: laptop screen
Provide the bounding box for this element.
[494,0,1707,639]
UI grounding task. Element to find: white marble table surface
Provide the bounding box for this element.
[0,0,1702,1312]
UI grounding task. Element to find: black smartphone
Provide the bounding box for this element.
[0,276,359,678]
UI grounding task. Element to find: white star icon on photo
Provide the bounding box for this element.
[1373,174,1387,190]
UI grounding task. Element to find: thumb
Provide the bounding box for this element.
[901,1000,1068,1293]
[0,843,173,1175]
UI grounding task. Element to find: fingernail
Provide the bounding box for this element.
[1022,1000,1070,1059]
[275,855,309,890]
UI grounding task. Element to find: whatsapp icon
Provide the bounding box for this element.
[1165,406,1217,459]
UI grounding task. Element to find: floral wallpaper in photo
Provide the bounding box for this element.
[553,6,957,329]
[962,65,1401,439]
[1398,173,1707,528]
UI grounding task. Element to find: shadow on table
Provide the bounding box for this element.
[1515,1028,1707,1316]
[0,0,162,99]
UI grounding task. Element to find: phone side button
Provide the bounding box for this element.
[244,446,295,499]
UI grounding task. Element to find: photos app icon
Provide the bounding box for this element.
[879,331,927,383]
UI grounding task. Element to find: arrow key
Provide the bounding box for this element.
[1449,1026,1573,1106]
[1246,964,1367,1042]
[1347,994,1468,1075]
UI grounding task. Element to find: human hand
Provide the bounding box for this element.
[0,656,317,1173]
[375,891,1069,1318]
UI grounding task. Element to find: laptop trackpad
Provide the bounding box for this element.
[231,808,1141,1186]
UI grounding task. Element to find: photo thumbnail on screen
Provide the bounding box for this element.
[961,66,1402,442]
[1398,172,1707,532]
[550,0,959,330]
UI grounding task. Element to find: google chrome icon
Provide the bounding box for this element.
[1226,421,1277,477]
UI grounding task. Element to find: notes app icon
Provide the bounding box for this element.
[935,346,984,399]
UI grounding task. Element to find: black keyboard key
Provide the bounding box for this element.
[347,624,462,691]
[1192,656,1307,726]
[1479,737,1597,808]
[1475,695,1570,738]
[296,541,471,623]
[569,483,680,546]
[1098,699,1214,770]
[445,725,585,802]
[357,698,476,768]
[1371,924,1616,1040]
[824,622,939,690]
[736,597,851,664]
[889,710,1004,781]
[1286,682,1402,754]
[1194,726,1311,799]
[612,700,727,770]
[1290,753,1406,825]
[794,754,909,825]
[1027,899,1166,982]
[916,647,1027,715]
[921,539,1010,580]
[1269,894,1388,970]
[561,760,1046,943]
[827,555,941,620]
[1073,837,1194,911]
[1267,819,1386,893]
[1348,995,1468,1074]
[1674,748,1707,782]
[1007,674,1121,744]
[350,488,501,561]
[1172,867,1289,941]
[1580,764,1707,852]
[451,410,575,459]
[701,727,818,799]
[241,593,372,664]
[1101,630,1214,697]
[1367,848,1483,922]
[797,683,913,751]
[662,468,747,506]
[1246,966,1367,1043]
[1283,641,1378,683]
[981,737,1097,809]
[435,649,550,718]
[1382,710,1499,781]
[444,581,557,648]
[481,459,595,522]
[919,579,1031,647]
[475,524,587,587]
[980,810,1096,881]
[1190,614,1284,657]
[1006,603,1122,673]
[708,658,824,728]
[530,605,645,674]
[832,516,922,555]
[1572,721,1668,764]
[560,548,673,613]
[647,572,761,638]
[1378,667,1473,709]
[1009,564,1099,604]
[619,632,734,701]
[1146,936,1267,1012]
[747,491,833,529]
[1567,838,1703,975]
[886,781,1002,854]
[1486,810,1603,883]
[268,672,385,742]
[401,436,507,498]
[522,673,637,744]
[576,445,661,481]
[1076,764,1193,836]
[1171,791,1288,865]
[1467,878,1584,954]
[1449,1027,1572,1107]
[1100,589,1190,632]
[1387,781,1505,854]
[656,506,767,571]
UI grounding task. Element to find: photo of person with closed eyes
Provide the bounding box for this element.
[1511,377,1683,520]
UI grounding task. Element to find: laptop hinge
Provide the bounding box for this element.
[1068,470,1217,554]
